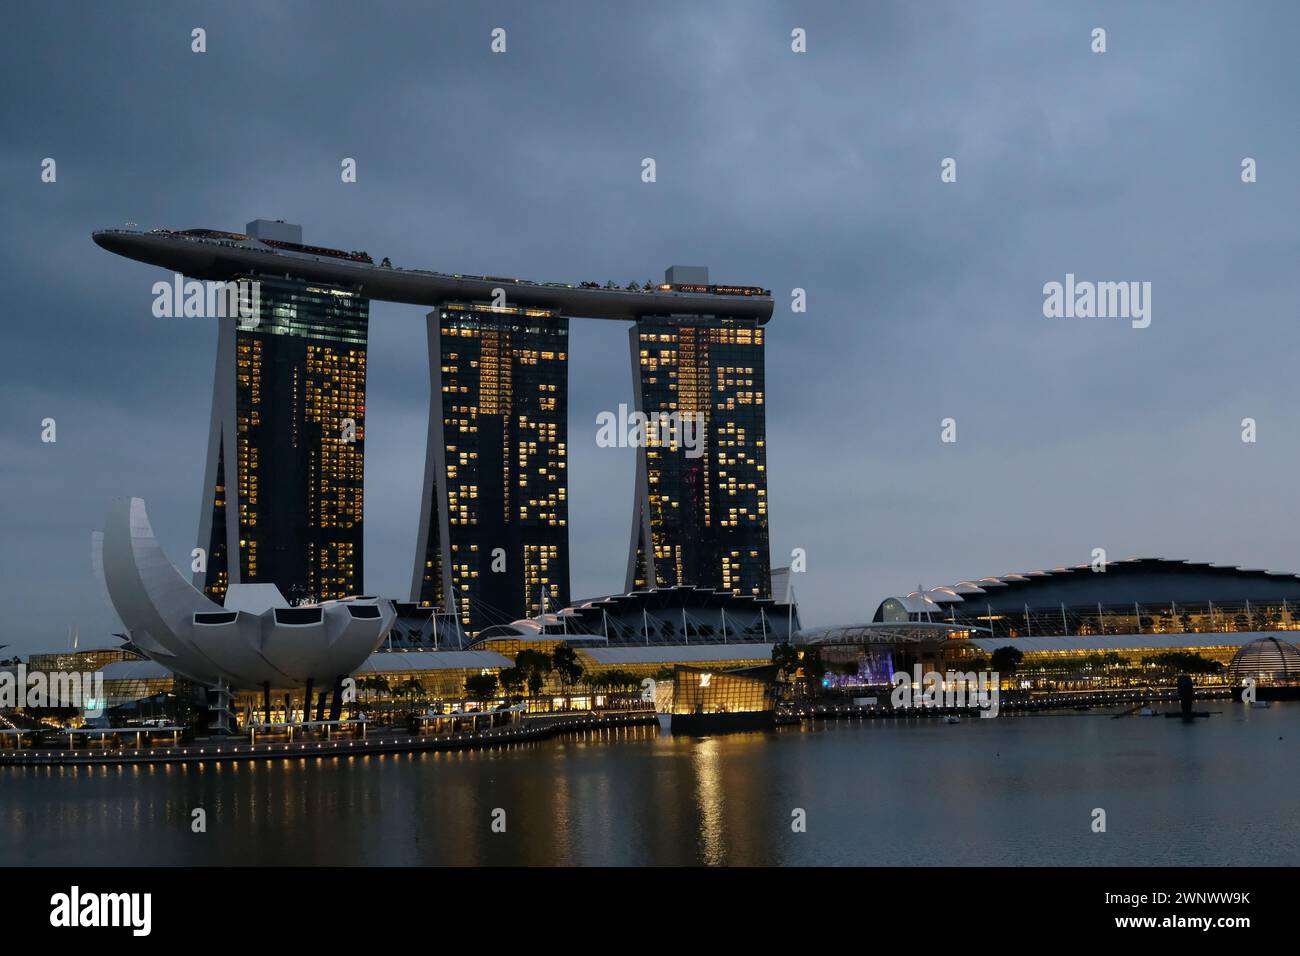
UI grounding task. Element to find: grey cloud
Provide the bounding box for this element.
[2,0,1299,653]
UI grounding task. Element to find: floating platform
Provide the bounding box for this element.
[668,710,776,735]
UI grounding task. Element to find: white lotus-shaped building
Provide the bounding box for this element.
[101,497,395,690]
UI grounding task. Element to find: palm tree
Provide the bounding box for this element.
[515,649,552,699]
[393,677,424,703]
[551,645,585,702]
[498,666,525,699]
[464,673,499,703]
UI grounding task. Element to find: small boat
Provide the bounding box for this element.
[1251,700,1271,709]
[1138,707,1156,716]
[942,714,961,724]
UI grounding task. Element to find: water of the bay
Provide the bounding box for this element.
[3,703,1295,866]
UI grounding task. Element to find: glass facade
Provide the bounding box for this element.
[26,649,140,672]
[924,599,1300,640]
[102,674,176,708]
[203,275,368,605]
[670,665,775,716]
[417,303,570,637]
[631,318,770,597]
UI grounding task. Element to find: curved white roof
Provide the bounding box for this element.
[898,594,944,614]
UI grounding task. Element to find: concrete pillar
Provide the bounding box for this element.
[303,678,315,723]
[283,692,293,724]
[262,682,272,723]
[328,676,344,721]
[315,691,327,722]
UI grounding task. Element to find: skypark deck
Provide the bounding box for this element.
[92,228,774,323]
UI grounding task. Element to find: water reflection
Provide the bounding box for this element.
[2,710,1297,866]
[692,738,726,865]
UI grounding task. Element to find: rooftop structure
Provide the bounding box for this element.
[875,557,1300,639]
[469,584,799,649]
[92,227,773,323]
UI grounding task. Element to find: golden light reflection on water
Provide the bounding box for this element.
[691,738,727,865]
[6,714,1295,866]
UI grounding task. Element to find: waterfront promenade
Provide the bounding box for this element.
[0,710,657,768]
[0,685,1246,768]
[781,685,1238,722]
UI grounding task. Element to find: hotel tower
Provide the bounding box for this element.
[412,302,570,637]
[91,223,772,626]
[626,266,771,599]
[196,220,369,606]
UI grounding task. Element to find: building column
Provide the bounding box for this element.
[329,676,344,721]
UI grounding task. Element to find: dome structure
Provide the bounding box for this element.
[1228,636,1300,682]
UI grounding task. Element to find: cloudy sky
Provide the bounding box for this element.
[2,1,1298,656]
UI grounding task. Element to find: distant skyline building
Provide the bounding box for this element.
[627,267,771,598]
[197,220,369,605]
[412,302,570,637]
